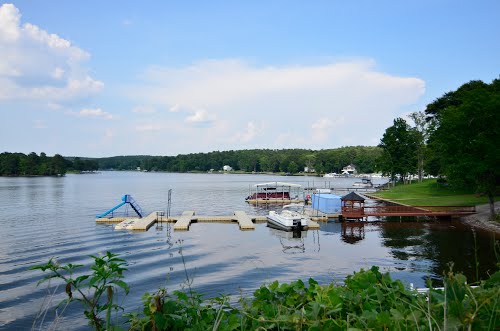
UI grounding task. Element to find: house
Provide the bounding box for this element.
[341,164,357,175]
[304,166,315,173]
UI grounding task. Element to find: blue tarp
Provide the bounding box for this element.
[311,193,342,214]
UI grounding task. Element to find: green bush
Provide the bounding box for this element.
[33,255,499,330]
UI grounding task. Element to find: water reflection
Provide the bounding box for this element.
[341,222,366,244]
[378,221,498,285]
[268,227,306,253]
[0,172,498,330]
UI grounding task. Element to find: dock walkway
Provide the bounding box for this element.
[114,211,160,231]
[173,211,196,230]
[100,211,320,231]
[234,211,255,230]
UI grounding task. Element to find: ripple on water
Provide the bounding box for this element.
[0,173,497,330]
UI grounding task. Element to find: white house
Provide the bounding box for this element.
[304,166,315,173]
[342,164,357,175]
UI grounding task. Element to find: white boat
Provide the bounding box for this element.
[266,204,309,231]
[352,178,373,188]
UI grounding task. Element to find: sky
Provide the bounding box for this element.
[0,1,499,157]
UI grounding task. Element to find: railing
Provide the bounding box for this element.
[342,205,476,218]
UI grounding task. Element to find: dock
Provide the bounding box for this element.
[114,211,160,231]
[98,210,320,231]
[234,210,256,230]
[173,211,196,230]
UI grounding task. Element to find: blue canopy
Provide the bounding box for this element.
[311,193,342,214]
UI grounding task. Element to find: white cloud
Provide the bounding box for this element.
[185,109,216,126]
[127,58,424,152]
[311,118,333,130]
[52,67,65,80]
[169,104,181,112]
[77,108,115,120]
[231,121,262,143]
[0,3,20,42]
[0,3,102,104]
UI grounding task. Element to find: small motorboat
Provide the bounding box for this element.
[352,178,373,188]
[266,204,309,231]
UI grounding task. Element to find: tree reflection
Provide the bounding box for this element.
[379,220,498,285]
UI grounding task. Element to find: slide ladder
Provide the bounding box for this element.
[123,194,143,218]
[96,194,143,218]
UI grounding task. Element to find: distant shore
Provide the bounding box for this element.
[461,202,500,235]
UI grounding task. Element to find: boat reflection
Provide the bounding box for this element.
[268,227,307,254]
[267,226,321,253]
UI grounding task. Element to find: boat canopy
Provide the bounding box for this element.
[254,182,302,188]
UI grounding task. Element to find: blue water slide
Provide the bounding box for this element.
[96,194,143,218]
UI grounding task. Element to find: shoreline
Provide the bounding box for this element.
[460,202,500,235]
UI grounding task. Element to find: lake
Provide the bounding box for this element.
[0,172,497,330]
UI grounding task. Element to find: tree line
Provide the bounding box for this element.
[95,146,383,174]
[0,147,382,176]
[0,152,69,176]
[378,77,499,218]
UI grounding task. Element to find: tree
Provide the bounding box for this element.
[51,154,67,175]
[287,161,299,174]
[378,118,417,183]
[426,78,500,219]
[408,111,430,182]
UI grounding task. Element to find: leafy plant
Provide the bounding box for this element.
[31,251,129,330]
[32,251,499,330]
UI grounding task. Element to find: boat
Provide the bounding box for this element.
[245,182,303,204]
[352,178,373,188]
[266,204,309,231]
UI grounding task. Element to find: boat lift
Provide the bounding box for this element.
[96,194,143,218]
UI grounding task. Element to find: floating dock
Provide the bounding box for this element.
[114,211,160,231]
[97,210,320,231]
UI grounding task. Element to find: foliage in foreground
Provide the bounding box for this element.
[32,253,499,330]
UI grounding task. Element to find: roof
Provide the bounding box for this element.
[341,191,366,201]
[312,193,341,200]
[253,182,302,188]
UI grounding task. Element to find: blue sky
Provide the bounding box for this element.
[1,1,499,157]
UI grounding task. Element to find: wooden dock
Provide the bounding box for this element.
[341,205,476,219]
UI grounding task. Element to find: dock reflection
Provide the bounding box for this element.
[341,222,365,244]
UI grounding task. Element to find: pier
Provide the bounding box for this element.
[341,205,476,219]
[97,210,320,231]
[113,211,159,230]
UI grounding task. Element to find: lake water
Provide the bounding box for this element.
[0,172,497,330]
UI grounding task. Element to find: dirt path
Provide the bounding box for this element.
[460,202,500,234]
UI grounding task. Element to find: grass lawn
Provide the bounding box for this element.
[372,179,497,206]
